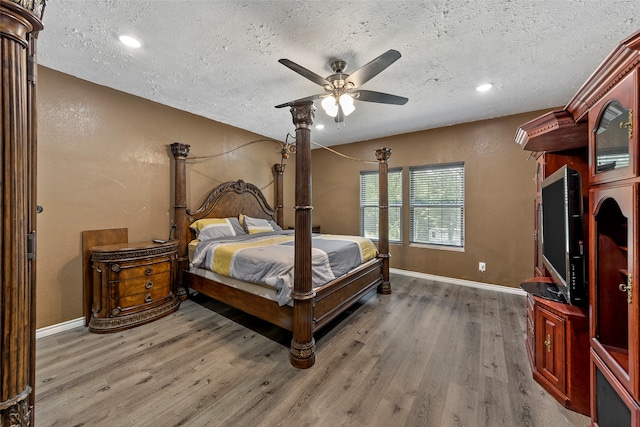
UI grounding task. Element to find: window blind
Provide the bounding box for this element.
[360,168,402,243]
[409,163,464,247]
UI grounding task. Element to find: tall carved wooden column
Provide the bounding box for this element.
[289,102,316,368]
[376,147,391,294]
[272,163,285,229]
[0,1,45,425]
[170,142,190,300]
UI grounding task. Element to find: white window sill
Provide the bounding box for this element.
[409,243,465,252]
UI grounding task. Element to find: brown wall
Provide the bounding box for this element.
[36,67,286,328]
[310,112,547,287]
[37,65,546,329]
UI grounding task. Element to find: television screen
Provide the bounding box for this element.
[542,177,567,283]
[540,165,587,305]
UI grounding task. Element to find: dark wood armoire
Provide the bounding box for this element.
[0,1,45,425]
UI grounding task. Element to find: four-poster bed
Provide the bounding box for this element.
[170,102,390,368]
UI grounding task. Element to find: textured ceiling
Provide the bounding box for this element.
[37,1,640,147]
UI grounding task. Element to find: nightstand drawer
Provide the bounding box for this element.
[117,259,171,280]
[117,285,172,308]
[116,271,171,298]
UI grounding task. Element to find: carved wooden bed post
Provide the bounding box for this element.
[272,163,285,229]
[288,102,316,368]
[376,147,391,294]
[170,142,190,300]
[1,1,44,425]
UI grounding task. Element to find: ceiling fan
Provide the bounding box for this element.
[275,49,408,123]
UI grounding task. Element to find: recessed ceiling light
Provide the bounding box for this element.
[476,83,493,92]
[315,124,325,130]
[119,35,141,48]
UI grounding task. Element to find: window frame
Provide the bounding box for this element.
[359,167,403,244]
[409,162,465,249]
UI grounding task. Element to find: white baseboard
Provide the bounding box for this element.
[390,268,527,296]
[36,317,84,340]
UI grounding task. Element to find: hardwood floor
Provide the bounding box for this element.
[35,274,589,426]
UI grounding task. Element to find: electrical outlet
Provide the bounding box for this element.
[479,262,486,272]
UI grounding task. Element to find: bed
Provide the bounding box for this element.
[169,102,390,368]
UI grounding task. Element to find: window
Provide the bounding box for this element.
[360,168,402,243]
[410,163,464,248]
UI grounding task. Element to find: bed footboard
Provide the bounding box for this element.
[313,259,383,331]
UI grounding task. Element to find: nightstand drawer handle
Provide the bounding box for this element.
[145,281,153,289]
[145,266,153,275]
[145,294,152,303]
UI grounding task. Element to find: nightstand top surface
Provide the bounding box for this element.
[90,240,178,254]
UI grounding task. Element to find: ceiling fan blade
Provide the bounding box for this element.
[345,49,402,87]
[278,59,331,87]
[274,94,322,109]
[356,90,408,105]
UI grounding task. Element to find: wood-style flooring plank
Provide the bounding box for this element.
[35,273,590,426]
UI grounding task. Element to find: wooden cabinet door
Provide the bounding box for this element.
[589,70,638,185]
[590,183,640,401]
[592,351,640,426]
[536,305,566,392]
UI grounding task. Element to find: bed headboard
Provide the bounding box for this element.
[187,180,277,224]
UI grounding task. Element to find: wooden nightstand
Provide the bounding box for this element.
[88,240,180,333]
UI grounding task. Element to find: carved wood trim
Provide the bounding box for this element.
[88,299,180,333]
[515,110,588,152]
[187,180,277,223]
[565,29,640,123]
[0,387,32,426]
[90,242,178,262]
[6,0,46,19]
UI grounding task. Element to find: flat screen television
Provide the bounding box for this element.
[540,165,587,305]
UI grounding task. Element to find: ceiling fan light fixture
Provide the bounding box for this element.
[321,95,339,117]
[276,49,407,121]
[339,94,355,116]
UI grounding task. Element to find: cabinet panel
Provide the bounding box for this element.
[590,183,640,401]
[592,351,640,426]
[526,294,589,415]
[536,306,566,392]
[589,70,638,185]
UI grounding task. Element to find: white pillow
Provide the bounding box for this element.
[240,214,275,234]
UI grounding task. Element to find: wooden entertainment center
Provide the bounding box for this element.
[516,29,640,426]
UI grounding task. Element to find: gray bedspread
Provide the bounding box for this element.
[190,231,378,305]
